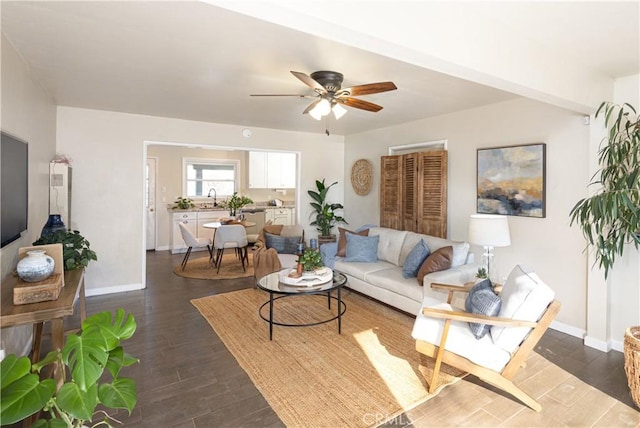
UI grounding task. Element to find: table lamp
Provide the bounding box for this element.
[468,214,511,282]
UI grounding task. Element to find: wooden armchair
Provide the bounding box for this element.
[412,265,560,412]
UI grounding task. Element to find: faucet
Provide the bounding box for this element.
[207,188,217,207]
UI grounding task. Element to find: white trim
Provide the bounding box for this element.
[155,245,170,251]
[86,283,144,297]
[550,320,585,339]
[584,335,612,352]
[388,139,447,155]
[611,339,624,353]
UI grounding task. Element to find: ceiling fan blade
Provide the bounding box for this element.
[302,99,321,114]
[291,71,326,93]
[339,81,397,97]
[250,94,315,98]
[336,97,383,112]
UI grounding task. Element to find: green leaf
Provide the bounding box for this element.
[32,418,68,428]
[56,382,98,421]
[98,378,138,414]
[0,373,55,425]
[0,354,31,387]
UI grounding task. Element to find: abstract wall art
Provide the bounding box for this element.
[477,143,546,218]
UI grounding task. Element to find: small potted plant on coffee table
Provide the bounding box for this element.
[299,248,323,276]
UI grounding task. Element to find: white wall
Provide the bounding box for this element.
[0,35,57,356]
[56,107,344,295]
[343,98,589,332]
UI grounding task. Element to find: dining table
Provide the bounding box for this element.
[202,220,257,267]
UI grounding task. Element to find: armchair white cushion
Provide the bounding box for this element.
[412,302,512,372]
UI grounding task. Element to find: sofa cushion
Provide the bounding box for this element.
[337,227,369,257]
[412,301,511,372]
[491,265,555,353]
[402,239,430,279]
[422,235,470,268]
[335,258,395,282]
[264,233,300,254]
[345,234,379,262]
[465,279,501,339]
[365,268,424,303]
[368,227,408,266]
[416,246,452,284]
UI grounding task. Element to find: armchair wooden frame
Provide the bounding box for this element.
[415,282,561,412]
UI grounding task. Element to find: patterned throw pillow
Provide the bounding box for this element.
[264,232,301,254]
[345,234,379,262]
[402,239,430,278]
[465,279,502,339]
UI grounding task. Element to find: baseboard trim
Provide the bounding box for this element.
[155,245,170,251]
[550,320,585,339]
[86,283,145,297]
[584,335,612,352]
[611,339,624,353]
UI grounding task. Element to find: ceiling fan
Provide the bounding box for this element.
[250,70,397,121]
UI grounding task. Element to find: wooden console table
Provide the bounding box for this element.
[1,269,86,383]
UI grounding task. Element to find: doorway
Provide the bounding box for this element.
[146,157,157,250]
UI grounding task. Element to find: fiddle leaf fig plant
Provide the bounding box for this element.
[570,102,640,278]
[308,179,347,237]
[0,309,138,427]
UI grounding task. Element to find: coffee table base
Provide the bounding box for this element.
[259,291,347,340]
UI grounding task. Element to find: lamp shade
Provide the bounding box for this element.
[468,214,511,247]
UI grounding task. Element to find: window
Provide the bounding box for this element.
[183,158,239,198]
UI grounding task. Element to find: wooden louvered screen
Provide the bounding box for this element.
[402,153,418,232]
[418,151,447,238]
[380,150,447,238]
[379,155,403,230]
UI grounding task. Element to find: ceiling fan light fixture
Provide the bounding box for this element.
[310,98,331,120]
[332,102,347,120]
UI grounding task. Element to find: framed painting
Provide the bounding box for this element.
[477,143,546,218]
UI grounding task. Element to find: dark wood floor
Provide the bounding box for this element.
[38,250,637,427]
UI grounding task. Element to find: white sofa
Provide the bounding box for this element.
[326,227,478,315]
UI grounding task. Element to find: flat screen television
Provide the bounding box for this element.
[1,132,28,248]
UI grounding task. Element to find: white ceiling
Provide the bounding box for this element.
[2,1,638,136]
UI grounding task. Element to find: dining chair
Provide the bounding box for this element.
[178,222,213,270]
[213,224,249,273]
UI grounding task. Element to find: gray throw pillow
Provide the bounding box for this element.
[264,232,301,254]
[402,239,430,278]
[465,279,501,339]
[345,234,379,262]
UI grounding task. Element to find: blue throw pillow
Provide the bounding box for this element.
[345,234,379,262]
[402,240,430,278]
[264,233,301,254]
[320,242,338,269]
[465,279,502,339]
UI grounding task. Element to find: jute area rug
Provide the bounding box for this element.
[191,288,466,427]
[173,252,253,280]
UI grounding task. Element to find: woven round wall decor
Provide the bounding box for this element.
[351,159,374,196]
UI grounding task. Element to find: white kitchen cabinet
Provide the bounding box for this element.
[248,151,296,189]
[170,212,197,254]
[248,151,268,188]
[266,207,293,225]
[196,211,228,241]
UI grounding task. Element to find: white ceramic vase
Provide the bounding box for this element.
[16,249,55,282]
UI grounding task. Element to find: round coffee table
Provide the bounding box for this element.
[256,269,347,340]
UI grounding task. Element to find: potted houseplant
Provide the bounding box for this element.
[569,101,640,408]
[172,196,195,210]
[219,192,254,217]
[569,102,640,278]
[308,179,347,244]
[0,309,139,426]
[33,229,97,271]
[299,248,323,274]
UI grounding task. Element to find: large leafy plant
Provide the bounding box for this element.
[219,192,254,216]
[570,102,640,278]
[33,230,97,271]
[0,309,138,427]
[308,179,347,237]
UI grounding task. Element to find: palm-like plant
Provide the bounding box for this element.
[308,179,347,237]
[570,102,640,278]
